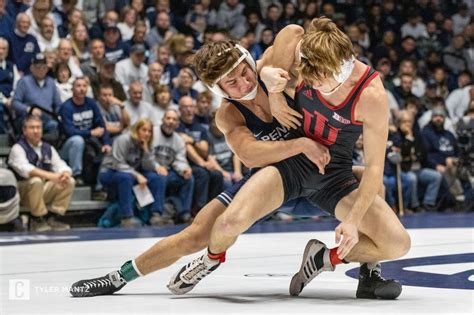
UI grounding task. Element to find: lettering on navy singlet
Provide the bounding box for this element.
[227,79,293,141]
[294,66,379,165]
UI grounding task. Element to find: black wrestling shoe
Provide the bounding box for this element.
[356,263,402,299]
[70,270,127,297]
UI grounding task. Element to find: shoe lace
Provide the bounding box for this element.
[182,257,213,282]
[84,277,113,289]
[84,273,125,289]
[368,266,386,281]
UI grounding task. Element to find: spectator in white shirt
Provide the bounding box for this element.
[115,44,148,91]
[36,16,59,52]
[124,80,154,125]
[117,6,137,41]
[142,62,163,105]
[401,11,428,40]
[57,39,84,79]
[8,115,75,232]
[447,82,473,125]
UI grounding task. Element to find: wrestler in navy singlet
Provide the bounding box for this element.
[216,79,293,206]
[274,66,379,215]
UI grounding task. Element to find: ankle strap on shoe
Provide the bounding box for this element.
[208,250,226,263]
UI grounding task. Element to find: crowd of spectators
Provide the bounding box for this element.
[0,0,472,231]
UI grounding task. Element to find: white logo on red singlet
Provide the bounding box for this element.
[332,112,350,125]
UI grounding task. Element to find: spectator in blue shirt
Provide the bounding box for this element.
[0,0,14,38]
[176,96,223,214]
[59,77,111,186]
[6,13,40,75]
[422,107,472,205]
[103,23,128,62]
[12,53,61,140]
[0,37,17,134]
[171,67,198,104]
[6,0,27,19]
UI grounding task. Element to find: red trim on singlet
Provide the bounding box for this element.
[315,66,370,110]
[296,80,305,92]
[350,71,379,125]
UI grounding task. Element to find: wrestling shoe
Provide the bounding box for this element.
[356,263,402,299]
[289,239,335,296]
[70,270,127,297]
[167,254,221,295]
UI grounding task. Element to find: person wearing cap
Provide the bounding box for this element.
[421,106,472,205]
[12,52,62,140]
[5,13,40,75]
[418,98,457,135]
[104,22,128,62]
[90,56,127,104]
[115,43,148,91]
[124,21,151,63]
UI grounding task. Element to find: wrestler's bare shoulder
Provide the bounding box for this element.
[215,100,246,133]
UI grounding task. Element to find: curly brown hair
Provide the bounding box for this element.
[192,40,243,86]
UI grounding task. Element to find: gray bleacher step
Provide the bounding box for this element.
[0,134,9,147]
[71,186,92,201]
[20,200,109,213]
[0,147,10,157]
[68,200,109,211]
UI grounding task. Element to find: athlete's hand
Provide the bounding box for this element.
[268,92,302,130]
[260,66,291,93]
[335,221,359,260]
[302,138,330,175]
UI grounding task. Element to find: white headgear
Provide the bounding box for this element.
[300,52,356,95]
[300,52,355,84]
[206,44,258,101]
[333,56,356,83]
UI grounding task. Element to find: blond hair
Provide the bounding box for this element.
[299,17,354,85]
[130,118,153,147]
[192,40,241,86]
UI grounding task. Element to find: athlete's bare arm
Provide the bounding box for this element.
[348,77,388,223]
[260,24,305,129]
[215,102,329,171]
[335,76,389,259]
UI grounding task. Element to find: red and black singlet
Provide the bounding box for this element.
[293,66,379,167]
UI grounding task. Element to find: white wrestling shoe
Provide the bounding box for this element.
[167,254,221,295]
